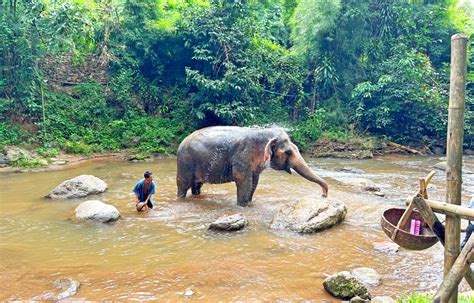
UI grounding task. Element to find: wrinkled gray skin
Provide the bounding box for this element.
[176,126,328,207]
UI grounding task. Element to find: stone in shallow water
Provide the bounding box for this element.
[75,200,120,223]
[372,241,400,254]
[350,296,370,303]
[183,287,194,297]
[350,267,381,286]
[34,278,80,300]
[433,161,447,171]
[46,174,108,199]
[209,213,248,231]
[270,197,346,233]
[371,296,396,303]
[341,167,366,174]
[323,271,371,300]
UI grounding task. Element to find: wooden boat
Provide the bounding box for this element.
[381,208,439,250]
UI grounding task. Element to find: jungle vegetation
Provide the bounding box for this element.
[0,0,473,155]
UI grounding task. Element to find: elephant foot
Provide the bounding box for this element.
[191,182,203,195]
[237,200,249,207]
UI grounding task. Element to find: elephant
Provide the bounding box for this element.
[176,126,328,206]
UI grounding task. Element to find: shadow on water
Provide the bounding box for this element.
[0,155,473,300]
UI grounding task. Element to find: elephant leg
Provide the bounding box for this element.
[191,182,203,195]
[234,172,253,207]
[249,174,260,202]
[177,175,193,198]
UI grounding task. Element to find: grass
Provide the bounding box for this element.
[397,292,473,303]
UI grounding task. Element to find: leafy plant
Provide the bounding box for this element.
[11,155,47,168]
[36,147,59,158]
[397,292,473,303]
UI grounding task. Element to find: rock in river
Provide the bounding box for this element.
[75,200,120,223]
[209,213,248,231]
[433,161,447,171]
[34,278,80,301]
[341,167,366,174]
[350,267,381,286]
[46,174,108,199]
[323,271,371,300]
[270,197,346,233]
[372,241,399,254]
[371,296,396,303]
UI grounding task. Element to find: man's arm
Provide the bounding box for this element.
[132,182,141,203]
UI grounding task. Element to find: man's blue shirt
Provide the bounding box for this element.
[133,178,156,203]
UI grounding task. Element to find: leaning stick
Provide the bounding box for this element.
[433,235,474,303]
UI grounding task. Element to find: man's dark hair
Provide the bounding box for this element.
[144,171,153,178]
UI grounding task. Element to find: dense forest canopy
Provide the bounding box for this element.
[0,0,473,155]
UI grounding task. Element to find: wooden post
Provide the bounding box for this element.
[445,33,468,303]
[433,235,474,303]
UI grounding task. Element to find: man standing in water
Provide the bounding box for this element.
[133,171,156,212]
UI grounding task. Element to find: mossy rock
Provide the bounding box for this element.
[323,271,371,300]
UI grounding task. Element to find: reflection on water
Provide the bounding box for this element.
[0,155,473,300]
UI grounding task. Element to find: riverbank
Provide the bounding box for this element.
[0,147,170,173]
[1,138,472,173]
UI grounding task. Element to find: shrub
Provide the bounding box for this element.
[290,109,327,151]
[36,147,60,158]
[11,155,47,168]
[63,141,94,155]
[0,122,28,145]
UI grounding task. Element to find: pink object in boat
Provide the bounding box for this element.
[410,219,416,234]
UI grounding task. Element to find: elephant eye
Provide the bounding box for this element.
[285,149,293,155]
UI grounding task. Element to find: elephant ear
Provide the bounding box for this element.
[264,137,278,164]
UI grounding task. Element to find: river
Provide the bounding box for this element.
[0,155,473,301]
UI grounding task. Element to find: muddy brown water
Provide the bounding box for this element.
[1,155,473,301]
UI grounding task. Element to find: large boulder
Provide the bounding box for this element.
[74,200,120,223]
[323,271,371,300]
[46,175,107,199]
[5,146,35,162]
[350,267,381,287]
[209,213,248,231]
[270,197,346,233]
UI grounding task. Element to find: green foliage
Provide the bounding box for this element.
[11,155,47,168]
[351,45,447,143]
[290,0,341,60]
[0,122,28,145]
[290,109,327,151]
[36,147,59,158]
[397,292,473,303]
[181,0,261,125]
[1,0,473,154]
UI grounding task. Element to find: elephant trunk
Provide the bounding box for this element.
[290,145,328,197]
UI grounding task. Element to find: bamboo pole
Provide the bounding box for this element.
[405,197,474,221]
[433,235,474,303]
[424,199,474,221]
[445,33,468,303]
